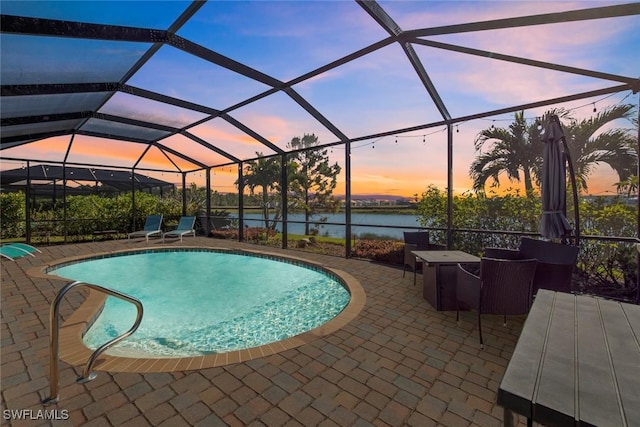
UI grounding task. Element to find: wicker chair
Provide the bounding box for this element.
[484,237,578,295]
[402,231,446,285]
[456,257,537,348]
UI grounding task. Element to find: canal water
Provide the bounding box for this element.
[231,212,423,239]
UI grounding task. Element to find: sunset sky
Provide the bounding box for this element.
[1,0,638,197]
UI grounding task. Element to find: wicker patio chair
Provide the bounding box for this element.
[456,257,537,348]
[402,231,446,285]
[484,237,578,294]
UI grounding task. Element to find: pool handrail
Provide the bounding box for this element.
[43,280,144,405]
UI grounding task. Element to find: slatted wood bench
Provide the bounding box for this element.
[498,289,640,427]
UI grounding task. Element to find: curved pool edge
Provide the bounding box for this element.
[30,246,366,372]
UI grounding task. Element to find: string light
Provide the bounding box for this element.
[592,103,597,113]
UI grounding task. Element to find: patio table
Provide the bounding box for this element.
[411,250,480,311]
[498,289,640,427]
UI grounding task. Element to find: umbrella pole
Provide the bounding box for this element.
[561,139,580,247]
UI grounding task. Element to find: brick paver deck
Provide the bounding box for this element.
[1,238,529,426]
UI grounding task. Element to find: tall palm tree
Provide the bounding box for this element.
[563,104,637,193]
[470,111,542,197]
[470,105,636,196]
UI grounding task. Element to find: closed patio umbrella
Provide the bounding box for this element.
[539,115,580,245]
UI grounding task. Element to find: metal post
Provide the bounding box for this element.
[131,168,136,232]
[281,154,288,249]
[636,95,639,304]
[25,161,31,244]
[205,168,211,236]
[238,162,244,242]
[62,135,74,243]
[181,172,187,216]
[62,164,68,242]
[447,123,454,248]
[345,141,352,257]
[555,115,580,247]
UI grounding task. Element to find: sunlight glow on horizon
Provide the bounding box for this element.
[1,1,637,198]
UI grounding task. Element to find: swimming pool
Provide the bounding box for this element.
[49,248,355,359]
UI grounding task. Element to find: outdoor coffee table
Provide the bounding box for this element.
[412,250,480,311]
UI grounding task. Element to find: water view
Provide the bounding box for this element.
[232,213,422,239]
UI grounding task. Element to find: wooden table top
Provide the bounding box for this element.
[411,250,480,265]
[498,290,640,427]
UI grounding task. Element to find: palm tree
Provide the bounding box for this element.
[470,105,637,196]
[563,104,637,193]
[614,175,638,198]
[240,153,283,230]
[470,111,543,197]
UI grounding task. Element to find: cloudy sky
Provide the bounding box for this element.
[1,0,638,197]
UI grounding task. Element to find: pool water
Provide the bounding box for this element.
[51,250,350,357]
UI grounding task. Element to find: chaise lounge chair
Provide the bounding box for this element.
[0,243,42,261]
[162,216,196,242]
[127,214,163,242]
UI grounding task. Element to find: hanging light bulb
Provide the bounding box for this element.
[593,103,597,113]
[456,126,459,133]
[395,136,398,144]
[423,135,425,143]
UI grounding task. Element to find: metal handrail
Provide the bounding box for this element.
[43,281,143,405]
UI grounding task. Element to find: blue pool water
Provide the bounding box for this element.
[51,249,350,357]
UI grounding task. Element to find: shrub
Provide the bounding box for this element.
[351,239,403,265]
[0,192,26,239]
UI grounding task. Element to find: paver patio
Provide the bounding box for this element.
[2,237,529,426]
